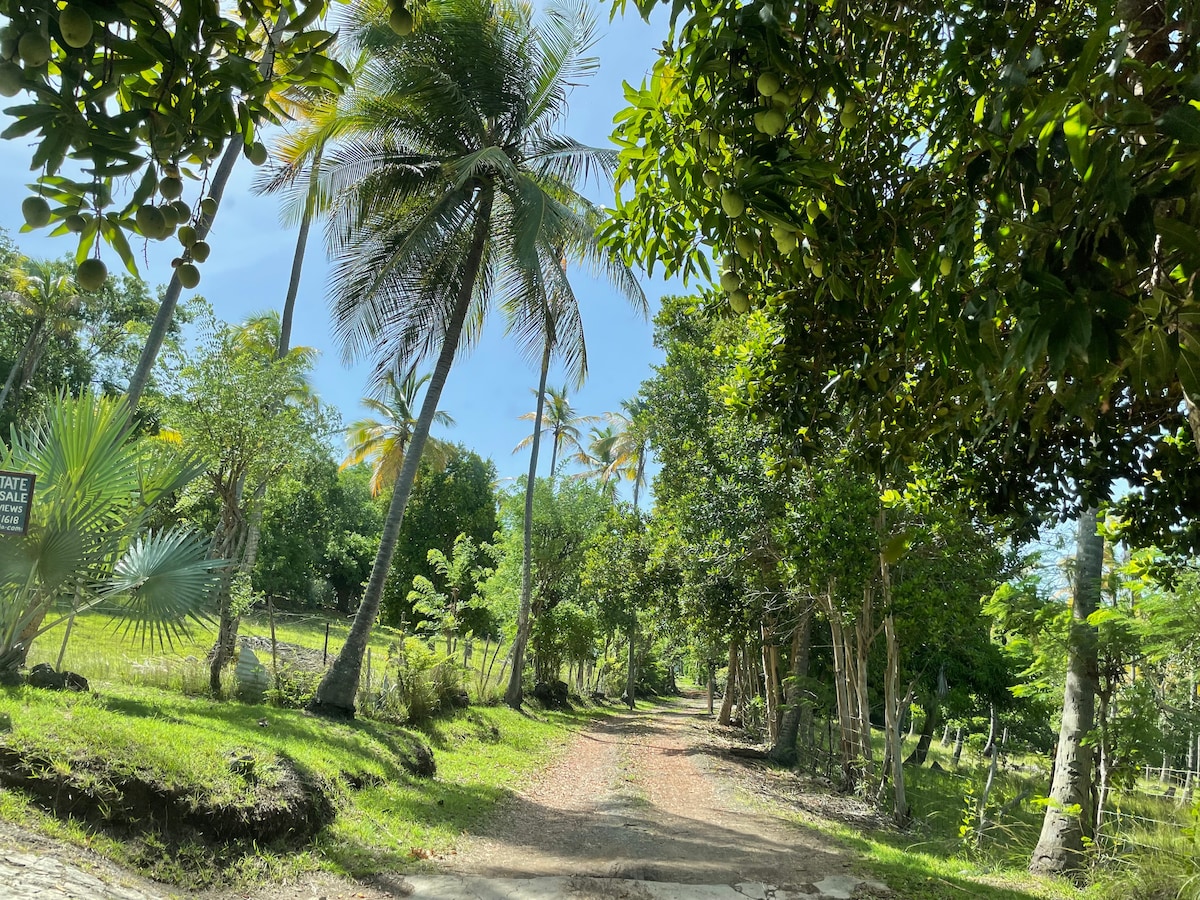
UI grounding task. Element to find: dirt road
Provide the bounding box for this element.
[438,693,859,889]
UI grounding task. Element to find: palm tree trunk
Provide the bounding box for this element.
[1030,506,1103,876]
[278,152,321,359]
[632,450,645,511]
[278,209,310,359]
[309,188,494,719]
[126,143,241,408]
[505,336,551,709]
[126,15,288,408]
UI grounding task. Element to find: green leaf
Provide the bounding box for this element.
[1063,102,1092,175]
[1158,104,1200,147]
[1180,328,1200,400]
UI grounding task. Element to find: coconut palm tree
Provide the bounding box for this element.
[570,405,651,508]
[607,401,650,510]
[342,366,455,497]
[124,18,333,406]
[513,385,597,477]
[257,51,369,358]
[570,423,622,491]
[504,242,644,708]
[0,260,81,413]
[307,0,624,717]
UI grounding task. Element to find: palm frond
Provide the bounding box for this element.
[102,527,221,651]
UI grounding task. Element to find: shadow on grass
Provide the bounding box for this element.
[831,828,1054,900]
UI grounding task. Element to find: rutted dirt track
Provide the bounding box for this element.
[441,693,853,887]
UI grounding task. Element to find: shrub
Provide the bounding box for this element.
[363,638,466,726]
[267,663,322,709]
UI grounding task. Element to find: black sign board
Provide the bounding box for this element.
[0,471,35,536]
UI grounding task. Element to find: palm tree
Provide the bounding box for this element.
[307,0,622,717]
[505,249,645,707]
[257,51,369,359]
[341,367,455,497]
[125,16,307,407]
[607,401,651,510]
[0,392,221,676]
[571,406,651,508]
[0,260,81,413]
[513,385,596,477]
[571,423,622,491]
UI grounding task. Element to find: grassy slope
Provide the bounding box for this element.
[0,682,598,888]
[774,730,1197,900]
[1,610,597,889]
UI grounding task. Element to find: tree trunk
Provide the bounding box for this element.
[209,497,249,695]
[770,607,812,765]
[127,135,242,408]
[505,336,551,709]
[1030,507,1103,877]
[761,622,779,744]
[277,150,321,359]
[827,611,859,788]
[1094,686,1112,839]
[0,326,38,413]
[126,18,287,408]
[707,661,715,715]
[882,607,908,823]
[983,702,1000,757]
[717,639,737,725]
[952,727,965,767]
[308,188,494,719]
[906,698,942,766]
[976,726,1005,848]
[626,619,636,709]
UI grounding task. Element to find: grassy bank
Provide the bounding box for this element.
[768,728,1197,900]
[0,609,601,890]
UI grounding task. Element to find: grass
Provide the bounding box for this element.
[762,725,1199,900]
[2,608,603,889]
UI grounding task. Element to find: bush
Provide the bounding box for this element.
[364,638,467,726]
[267,663,322,709]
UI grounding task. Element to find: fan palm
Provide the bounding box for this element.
[0,260,81,413]
[341,367,455,497]
[308,0,626,717]
[0,392,221,676]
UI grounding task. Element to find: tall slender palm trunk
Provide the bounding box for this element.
[278,210,310,359]
[126,141,242,408]
[309,189,494,719]
[278,152,321,359]
[505,335,551,708]
[1030,506,1103,876]
[126,16,287,409]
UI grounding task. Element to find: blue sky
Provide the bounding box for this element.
[0,3,679,498]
